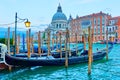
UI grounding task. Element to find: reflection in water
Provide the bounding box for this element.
[88,74,92,80]
[65,68,69,80]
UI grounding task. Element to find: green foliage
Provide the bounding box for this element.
[42,32,46,39]
[0,38,13,45]
[0,38,5,44]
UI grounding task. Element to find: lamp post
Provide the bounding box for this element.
[14,12,31,55]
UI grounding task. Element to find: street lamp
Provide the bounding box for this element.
[25,19,31,28]
[14,12,31,55]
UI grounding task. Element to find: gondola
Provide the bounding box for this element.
[51,45,83,58]
[12,44,84,58]
[5,44,113,67]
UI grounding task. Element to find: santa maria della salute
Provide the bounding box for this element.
[47,4,69,32]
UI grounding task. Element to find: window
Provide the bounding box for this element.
[94,28,96,33]
[113,27,114,31]
[116,32,118,38]
[81,20,91,26]
[102,27,104,33]
[56,24,58,28]
[98,18,100,25]
[94,19,96,25]
[109,21,111,25]
[102,17,105,25]
[59,24,61,28]
[103,36,104,40]
[115,26,118,30]
[65,24,66,27]
[109,28,111,32]
[98,26,100,33]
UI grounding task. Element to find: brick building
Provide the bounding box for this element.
[107,16,120,42]
[69,11,113,43]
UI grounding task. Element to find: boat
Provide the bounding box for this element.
[0,43,8,70]
[12,44,84,58]
[51,45,84,58]
[4,44,113,67]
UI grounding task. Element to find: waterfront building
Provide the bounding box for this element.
[47,4,120,43]
[69,11,112,43]
[45,4,69,42]
[47,4,68,40]
[107,16,120,42]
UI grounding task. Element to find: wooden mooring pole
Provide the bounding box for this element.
[106,30,108,60]
[16,35,20,54]
[75,33,78,55]
[83,31,86,50]
[8,27,12,71]
[27,29,31,58]
[31,35,34,54]
[7,27,10,55]
[41,33,43,54]
[59,33,62,58]
[38,31,41,56]
[52,37,54,50]
[88,26,93,75]
[47,30,51,56]
[12,31,15,54]
[65,28,69,68]
[22,34,25,53]
[68,32,71,56]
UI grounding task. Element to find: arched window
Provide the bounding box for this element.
[56,24,58,28]
[59,24,61,28]
[113,27,114,31]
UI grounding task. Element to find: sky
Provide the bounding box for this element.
[0,0,120,32]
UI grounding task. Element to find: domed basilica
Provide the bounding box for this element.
[47,4,72,33]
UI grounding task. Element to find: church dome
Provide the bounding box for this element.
[52,4,67,21]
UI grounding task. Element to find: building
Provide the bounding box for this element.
[70,11,112,42]
[48,4,68,33]
[47,4,120,43]
[46,4,69,41]
[107,16,120,42]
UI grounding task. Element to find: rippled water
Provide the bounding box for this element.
[0,44,120,80]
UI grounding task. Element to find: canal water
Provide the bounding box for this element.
[0,44,120,80]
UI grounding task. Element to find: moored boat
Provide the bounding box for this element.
[0,43,8,70]
[12,44,84,58]
[5,44,113,67]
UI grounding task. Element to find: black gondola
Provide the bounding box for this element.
[12,45,84,58]
[5,44,113,67]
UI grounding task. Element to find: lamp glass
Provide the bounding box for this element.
[25,20,31,28]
